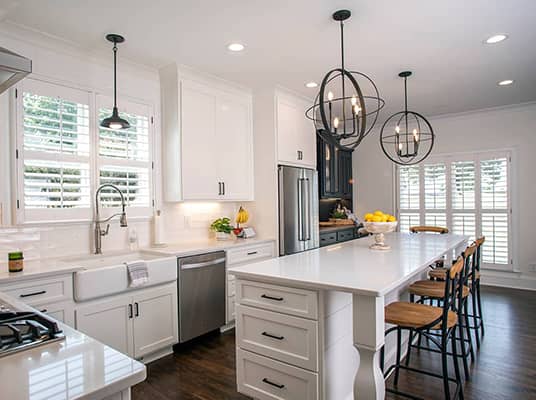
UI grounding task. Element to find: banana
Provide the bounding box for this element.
[236,206,249,226]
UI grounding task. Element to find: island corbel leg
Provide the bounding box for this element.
[353,293,385,400]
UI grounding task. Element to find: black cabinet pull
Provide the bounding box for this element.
[262,378,285,389]
[40,309,48,313]
[222,182,225,195]
[247,251,258,256]
[134,302,139,317]
[262,331,284,340]
[20,290,46,298]
[218,182,222,195]
[128,304,133,319]
[261,294,284,301]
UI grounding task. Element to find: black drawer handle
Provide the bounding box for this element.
[262,331,285,340]
[40,309,48,313]
[261,294,284,301]
[247,251,258,256]
[20,290,46,298]
[262,378,285,389]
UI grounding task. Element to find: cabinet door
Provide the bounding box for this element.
[317,137,340,198]
[339,150,353,199]
[132,284,178,358]
[37,301,75,328]
[216,94,253,200]
[276,93,316,167]
[76,296,133,356]
[181,80,219,200]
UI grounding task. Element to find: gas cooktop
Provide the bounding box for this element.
[0,300,65,358]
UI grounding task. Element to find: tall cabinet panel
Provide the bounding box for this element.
[317,135,353,200]
[181,80,219,200]
[160,65,254,201]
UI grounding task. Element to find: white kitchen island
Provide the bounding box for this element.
[229,232,467,400]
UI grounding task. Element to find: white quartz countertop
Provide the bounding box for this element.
[0,237,275,284]
[229,233,467,296]
[0,292,146,400]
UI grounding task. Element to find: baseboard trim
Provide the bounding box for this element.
[480,270,536,291]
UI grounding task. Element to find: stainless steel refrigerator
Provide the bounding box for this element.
[278,165,319,256]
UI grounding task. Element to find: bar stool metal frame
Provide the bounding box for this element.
[406,245,476,382]
[469,237,485,348]
[382,257,465,400]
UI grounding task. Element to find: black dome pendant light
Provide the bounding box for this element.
[101,34,130,130]
[380,71,434,165]
[306,9,385,151]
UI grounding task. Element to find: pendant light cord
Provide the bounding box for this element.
[113,41,118,109]
[404,76,409,148]
[340,20,346,133]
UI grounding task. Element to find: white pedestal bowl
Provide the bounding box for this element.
[363,222,398,250]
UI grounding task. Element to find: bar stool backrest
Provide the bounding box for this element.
[462,243,477,286]
[474,236,486,272]
[440,256,465,332]
[410,226,449,234]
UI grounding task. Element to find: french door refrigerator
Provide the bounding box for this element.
[278,165,319,256]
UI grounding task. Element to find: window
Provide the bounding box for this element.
[16,80,154,222]
[397,150,512,270]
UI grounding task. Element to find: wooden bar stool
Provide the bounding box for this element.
[469,237,485,348]
[382,257,465,400]
[406,244,477,381]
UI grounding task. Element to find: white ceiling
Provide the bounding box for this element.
[2,0,536,118]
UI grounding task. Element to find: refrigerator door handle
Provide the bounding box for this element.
[303,178,311,241]
[297,178,304,241]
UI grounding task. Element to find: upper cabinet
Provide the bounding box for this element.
[317,136,353,200]
[275,90,316,169]
[161,65,254,202]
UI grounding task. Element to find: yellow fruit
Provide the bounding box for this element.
[371,215,383,222]
[236,206,249,225]
[373,210,384,216]
[364,213,374,222]
[387,215,396,222]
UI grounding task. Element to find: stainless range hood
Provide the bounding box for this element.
[0,47,32,94]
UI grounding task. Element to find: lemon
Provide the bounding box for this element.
[364,213,374,222]
[372,215,383,222]
[387,215,396,222]
[373,210,384,216]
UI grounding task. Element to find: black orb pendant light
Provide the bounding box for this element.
[380,71,434,165]
[306,9,385,151]
[100,34,130,130]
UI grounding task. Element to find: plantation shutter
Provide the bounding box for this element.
[423,163,447,227]
[96,95,153,217]
[19,80,91,221]
[451,160,476,240]
[398,165,420,232]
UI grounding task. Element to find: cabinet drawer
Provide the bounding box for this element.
[36,300,75,327]
[236,305,318,371]
[0,275,73,306]
[319,232,337,246]
[336,229,355,242]
[236,280,318,320]
[237,348,318,400]
[227,242,275,265]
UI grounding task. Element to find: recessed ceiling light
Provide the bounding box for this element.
[485,34,508,44]
[305,82,318,88]
[498,79,514,86]
[227,43,245,52]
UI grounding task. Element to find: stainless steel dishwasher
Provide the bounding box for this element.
[177,251,226,343]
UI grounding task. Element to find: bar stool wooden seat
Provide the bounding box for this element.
[407,243,477,381]
[382,257,465,400]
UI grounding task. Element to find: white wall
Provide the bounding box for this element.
[0,23,242,258]
[354,103,536,286]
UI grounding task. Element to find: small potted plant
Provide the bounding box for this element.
[210,217,233,241]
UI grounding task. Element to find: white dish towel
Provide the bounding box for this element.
[126,260,149,287]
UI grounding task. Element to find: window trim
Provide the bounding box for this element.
[395,149,514,271]
[14,78,156,225]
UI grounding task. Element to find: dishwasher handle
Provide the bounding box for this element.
[180,257,226,270]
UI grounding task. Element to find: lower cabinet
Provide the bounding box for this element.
[36,300,75,327]
[75,283,178,359]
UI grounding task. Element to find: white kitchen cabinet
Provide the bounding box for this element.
[36,300,75,327]
[75,283,178,359]
[160,65,254,201]
[76,296,134,356]
[132,285,178,358]
[276,90,316,168]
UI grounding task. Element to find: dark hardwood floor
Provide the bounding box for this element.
[132,286,536,400]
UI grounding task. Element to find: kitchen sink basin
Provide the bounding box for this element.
[63,250,177,302]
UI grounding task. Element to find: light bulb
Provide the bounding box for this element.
[413,128,419,141]
[109,122,122,130]
[333,117,339,129]
[354,105,361,115]
[399,142,403,150]
[395,125,400,134]
[351,95,357,106]
[328,91,334,101]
